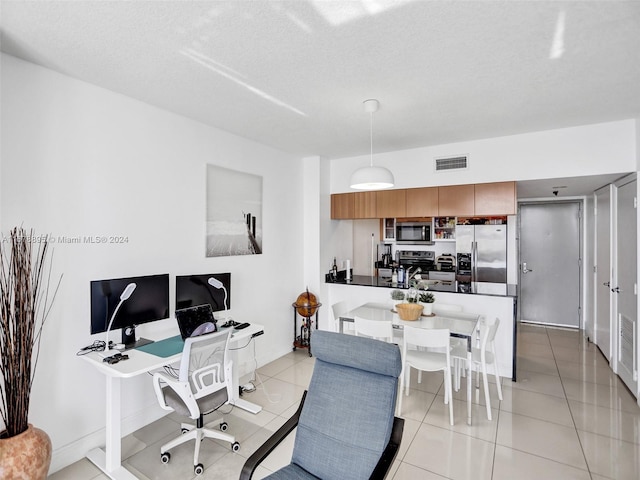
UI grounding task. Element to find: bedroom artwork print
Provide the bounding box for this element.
[206,165,263,257]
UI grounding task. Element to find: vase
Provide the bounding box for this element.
[421,302,433,316]
[0,424,52,480]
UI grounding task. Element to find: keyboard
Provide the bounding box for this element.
[234,322,250,330]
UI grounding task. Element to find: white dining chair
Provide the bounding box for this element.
[353,316,394,343]
[416,303,463,384]
[399,326,453,426]
[331,301,352,334]
[451,317,502,421]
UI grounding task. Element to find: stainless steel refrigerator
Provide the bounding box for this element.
[455,224,507,295]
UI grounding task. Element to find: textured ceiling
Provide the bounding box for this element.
[1,1,639,196]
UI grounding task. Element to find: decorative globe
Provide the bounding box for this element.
[293,289,321,318]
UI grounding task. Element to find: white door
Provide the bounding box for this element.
[519,202,582,327]
[615,177,637,393]
[595,186,612,361]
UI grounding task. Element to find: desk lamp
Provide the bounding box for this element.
[104,282,136,351]
[208,277,228,322]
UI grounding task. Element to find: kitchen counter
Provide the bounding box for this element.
[327,275,517,298]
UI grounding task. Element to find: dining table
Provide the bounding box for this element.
[339,302,481,425]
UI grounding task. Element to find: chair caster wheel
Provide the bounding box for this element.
[220,422,228,431]
[160,452,170,464]
[232,441,241,452]
[194,463,204,475]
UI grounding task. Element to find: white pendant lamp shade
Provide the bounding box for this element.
[350,99,395,190]
[350,166,395,190]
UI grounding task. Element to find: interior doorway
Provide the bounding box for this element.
[519,201,582,328]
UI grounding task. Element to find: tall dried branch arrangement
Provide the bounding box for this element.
[0,227,61,438]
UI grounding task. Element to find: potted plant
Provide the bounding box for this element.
[0,227,61,479]
[390,289,405,312]
[418,291,435,316]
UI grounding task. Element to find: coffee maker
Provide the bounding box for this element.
[380,243,392,268]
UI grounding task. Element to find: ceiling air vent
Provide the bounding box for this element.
[435,155,468,172]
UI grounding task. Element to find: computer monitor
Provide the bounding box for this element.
[175,273,231,315]
[90,273,170,347]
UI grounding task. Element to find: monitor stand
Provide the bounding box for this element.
[122,326,154,350]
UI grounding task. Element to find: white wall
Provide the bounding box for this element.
[0,54,303,471]
[331,120,637,193]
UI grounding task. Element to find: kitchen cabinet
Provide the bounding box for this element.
[330,180,516,219]
[354,191,377,218]
[438,184,474,216]
[331,193,355,219]
[474,181,516,215]
[433,216,456,241]
[382,218,396,242]
[406,187,439,217]
[376,189,407,218]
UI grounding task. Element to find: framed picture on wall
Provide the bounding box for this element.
[206,165,263,257]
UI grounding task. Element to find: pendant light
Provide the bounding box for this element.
[349,99,395,190]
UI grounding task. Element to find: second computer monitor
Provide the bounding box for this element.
[175,273,231,315]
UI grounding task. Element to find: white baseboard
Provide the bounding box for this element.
[49,402,167,474]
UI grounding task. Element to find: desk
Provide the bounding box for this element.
[339,303,479,425]
[82,323,264,480]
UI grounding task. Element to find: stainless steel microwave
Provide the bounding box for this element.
[396,222,432,244]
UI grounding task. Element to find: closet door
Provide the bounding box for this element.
[614,176,637,394]
[594,186,612,361]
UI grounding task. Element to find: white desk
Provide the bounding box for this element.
[82,323,264,480]
[339,303,479,425]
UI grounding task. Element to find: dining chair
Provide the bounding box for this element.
[331,300,352,334]
[451,317,503,421]
[416,303,463,384]
[354,315,394,343]
[399,326,454,426]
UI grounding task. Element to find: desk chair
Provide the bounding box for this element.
[152,330,240,476]
[240,330,404,480]
[400,327,454,426]
[451,317,503,420]
[354,315,394,343]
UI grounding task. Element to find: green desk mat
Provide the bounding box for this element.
[136,335,184,358]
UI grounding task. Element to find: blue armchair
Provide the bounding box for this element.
[241,330,404,479]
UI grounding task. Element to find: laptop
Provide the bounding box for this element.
[175,304,218,340]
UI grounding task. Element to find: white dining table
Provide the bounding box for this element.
[339,302,480,425]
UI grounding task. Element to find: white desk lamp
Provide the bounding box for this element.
[208,277,228,322]
[104,282,136,350]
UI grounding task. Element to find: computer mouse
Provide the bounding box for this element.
[190,322,217,337]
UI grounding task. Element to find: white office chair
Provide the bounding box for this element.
[399,326,454,426]
[331,300,352,334]
[152,330,240,476]
[354,315,394,343]
[451,317,503,421]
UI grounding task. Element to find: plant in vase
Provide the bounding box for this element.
[418,291,435,315]
[0,227,61,479]
[390,289,405,312]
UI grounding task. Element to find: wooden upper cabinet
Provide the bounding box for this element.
[331,192,355,219]
[354,191,377,218]
[438,184,474,216]
[406,187,439,217]
[474,181,517,215]
[376,189,407,218]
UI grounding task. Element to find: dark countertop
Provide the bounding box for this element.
[327,275,517,298]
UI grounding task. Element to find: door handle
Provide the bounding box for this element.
[603,282,610,287]
[611,286,620,293]
[522,262,533,274]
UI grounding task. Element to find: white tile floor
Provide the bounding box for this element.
[49,323,640,479]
